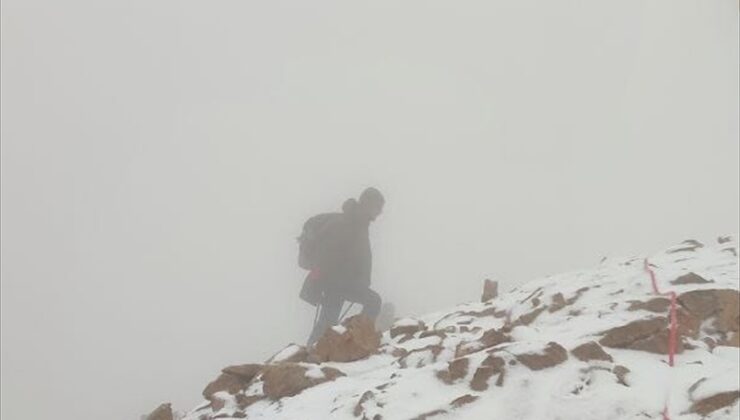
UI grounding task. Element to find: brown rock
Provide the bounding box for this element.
[549,293,567,312]
[690,391,740,416]
[612,365,630,386]
[390,320,426,339]
[145,403,173,420]
[571,341,613,362]
[516,342,568,371]
[628,298,670,313]
[203,373,249,399]
[455,328,510,357]
[313,315,381,363]
[261,363,344,399]
[354,390,375,417]
[679,289,740,335]
[235,394,264,410]
[397,344,444,369]
[410,409,448,420]
[512,307,547,327]
[450,394,479,408]
[721,332,740,347]
[222,364,262,382]
[599,317,684,354]
[667,239,704,253]
[436,357,469,384]
[671,272,712,285]
[482,279,499,302]
[470,354,506,390]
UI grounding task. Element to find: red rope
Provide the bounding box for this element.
[643,259,678,419]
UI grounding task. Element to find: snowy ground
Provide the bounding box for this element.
[183,236,739,420]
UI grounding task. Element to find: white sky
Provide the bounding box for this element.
[1,1,738,419]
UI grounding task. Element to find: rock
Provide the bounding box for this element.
[721,332,740,347]
[612,365,630,386]
[261,363,344,399]
[398,344,444,368]
[599,317,684,354]
[678,289,740,335]
[450,394,479,408]
[313,315,381,363]
[671,272,712,285]
[571,341,613,362]
[455,328,510,357]
[354,390,375,417]
[470,354,506,391]
[667,239,704,253]
[203,373,250,399]
[718,236,732,244]
[145,403,173,420]
[410,409,448,420]
[221,364,262,382]
[516,342,568,370]
[690,391,740,416]
[482,279,498,302]
[390,320,426,339]
[436,357,469,384]
[235,394,264,410]
[512,307,547,327]
[627,298,670,313]
[549,288,590,313]
[549,293,567,312]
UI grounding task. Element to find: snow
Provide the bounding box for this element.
[183,236,739,420]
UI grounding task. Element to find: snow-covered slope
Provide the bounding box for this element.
[174,237,739,420]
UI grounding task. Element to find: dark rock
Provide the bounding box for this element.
[571,341,613,362]
[516,342,568,371]
[145,403,173,420]
[690,391,740,416]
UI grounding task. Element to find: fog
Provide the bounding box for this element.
[1,1,738,419]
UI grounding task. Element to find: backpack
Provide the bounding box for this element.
[297,213,340,270]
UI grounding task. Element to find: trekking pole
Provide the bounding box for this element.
[339,302,355,323]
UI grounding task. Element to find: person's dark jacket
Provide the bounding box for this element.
[315,198,372,292]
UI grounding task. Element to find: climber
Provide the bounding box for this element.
[298,187,385,346]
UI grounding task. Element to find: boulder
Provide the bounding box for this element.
[599,317,684,354]
[690,391,740,416]
[312,315,381,363]
[261,363,344,399]
[455,328,510,357]
[145,403,173,420]
[436,357,469,384]
[470,354,506,391]
[515,342,568,371]
[627,298,670,313]
[390,320,426,339]
[222,364,262,382]
[678,289,739,335]
[670,272,712,285]
[571,341,613,362]
[203,373,250,399]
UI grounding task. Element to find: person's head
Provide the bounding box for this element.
[358,187,385,222]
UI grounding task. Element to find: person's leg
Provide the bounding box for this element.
[306,290,344,346]
[347,287,382,321]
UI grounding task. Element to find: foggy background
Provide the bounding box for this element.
[1,1,738,419]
